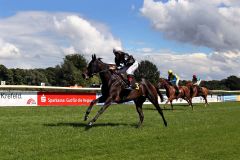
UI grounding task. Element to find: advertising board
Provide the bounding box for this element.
[37,92,96,106]
[0,90,37,106]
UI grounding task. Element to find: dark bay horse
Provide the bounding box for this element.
[186,82,209,107]
[157,78,193,110]
[82,54,167,127]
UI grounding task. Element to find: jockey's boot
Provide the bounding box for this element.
[190,86,194,97]
[197,85,202,93]
[127,75,139,90]
[174,85,179,96]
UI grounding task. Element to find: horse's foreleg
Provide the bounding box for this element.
[84,96,105,121]
[186,98,193,110]
[87,97,112,126]
[164,99,169,109]
[190,99,194,110]
[170,100,173,110]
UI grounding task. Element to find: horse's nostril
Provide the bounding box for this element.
[82,73,85,79]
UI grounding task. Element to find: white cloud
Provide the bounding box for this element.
[53,15,122,59]
[141,0,240,51]
[0,39,21,58]
[0,11,122,68]
[134,49,240,80]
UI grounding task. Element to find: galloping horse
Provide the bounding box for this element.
[157,78,193,110]
[82,54,167,127]
[186,82,209,107]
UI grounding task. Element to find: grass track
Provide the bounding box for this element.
[0,102,240,160]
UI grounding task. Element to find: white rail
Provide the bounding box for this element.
[0,85,101,93]
[0,85,240,94]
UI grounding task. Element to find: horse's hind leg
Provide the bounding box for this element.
[148,95,167,127]
[134,98,146,128]
[202,95,208,107]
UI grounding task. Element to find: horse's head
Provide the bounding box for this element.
[158,78,172,89]
[158,78,167,88]
[186,81,193,88]
[82,54,104,79]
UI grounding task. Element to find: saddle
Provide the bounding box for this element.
[110,66,139,90]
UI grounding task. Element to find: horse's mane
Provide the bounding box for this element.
[160,78,172,86]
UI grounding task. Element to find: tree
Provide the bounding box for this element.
[134,60,160,85]
[0,64,13,84]
[10,68,25,85]
[64,54,88,70]
[224,75,240,90]
[59,54,88,86]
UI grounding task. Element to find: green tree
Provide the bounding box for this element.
[59,54,88,86]
[10,68,25,85]
[134,60,160,85]
[224,75,240,90]
[0,64,13,84]
[64,54,88,70]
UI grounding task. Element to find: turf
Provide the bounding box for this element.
[0,102,240,160]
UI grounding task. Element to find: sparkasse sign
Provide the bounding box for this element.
[37,92,96,106]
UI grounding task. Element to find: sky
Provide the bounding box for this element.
[0,0,240,80]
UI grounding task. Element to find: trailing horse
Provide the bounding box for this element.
[157,78,193,110]
[82,54,167,127]
[186,82,209,107]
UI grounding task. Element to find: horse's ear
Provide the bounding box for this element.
[92,54,96,60]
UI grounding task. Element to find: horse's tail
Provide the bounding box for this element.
[141,78,163,102]
[155,82,164,102]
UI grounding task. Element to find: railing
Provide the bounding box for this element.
[0,85,239,106]
[1,85,240,94]
[0,85,101,93]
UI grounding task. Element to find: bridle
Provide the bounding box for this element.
[88,59,111,76]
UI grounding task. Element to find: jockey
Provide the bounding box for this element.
[167,70,180,87]
[192,74,201,86]
[113,48,139,89]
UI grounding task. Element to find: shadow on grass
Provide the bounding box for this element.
[44,122,137,130]
[143,107,186,111]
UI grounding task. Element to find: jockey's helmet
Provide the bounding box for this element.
[168,70,173,74]
[193,74,196,78]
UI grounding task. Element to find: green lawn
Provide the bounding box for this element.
[0,102,240,160]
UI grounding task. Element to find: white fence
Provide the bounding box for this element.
[0,85,239,106]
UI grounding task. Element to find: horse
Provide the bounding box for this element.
[157,78,193,110]
[186,81,209,107]
[82,54,167,127]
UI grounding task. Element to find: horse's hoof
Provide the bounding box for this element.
[84,116,89,121]
[136,123,142,128]
[164,122,168,127]
[88,121,93,126]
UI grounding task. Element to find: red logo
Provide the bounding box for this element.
[27,98,36,105]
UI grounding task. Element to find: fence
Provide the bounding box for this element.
[0,85,240,107]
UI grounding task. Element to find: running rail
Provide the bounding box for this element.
[0,85,240,94]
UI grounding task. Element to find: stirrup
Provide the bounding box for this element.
[125,86,133,90]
